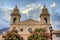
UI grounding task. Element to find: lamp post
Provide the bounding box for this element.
[49,25,53,40]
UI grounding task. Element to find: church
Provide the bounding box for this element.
[10,5,51,40]
[0,5,59,40]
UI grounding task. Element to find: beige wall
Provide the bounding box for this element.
[0,35,4,40]
[10,19,51,40]
[53,34,60,40]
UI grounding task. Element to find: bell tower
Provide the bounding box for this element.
[10,6,21,30]
[40,5,50,24]
[10,6,21,24]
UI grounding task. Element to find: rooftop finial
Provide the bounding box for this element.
[43,0,46,8]
[44,5,46,7]
[15,5,17,8]
[13,5,19,11]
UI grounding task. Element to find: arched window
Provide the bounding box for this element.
[13,18,16,23]
[20,28,23,32]
[44,18,47,24]
[28,28,32,32]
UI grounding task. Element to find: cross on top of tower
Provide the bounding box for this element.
[43,0,46,8]
[11,5,21,17]
[40,0,50,15]
[15,5,18,8]
[13,5,19,11]
[44,5,46,7]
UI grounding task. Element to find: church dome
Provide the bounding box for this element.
[12,6,20,14]
[13,6,19,11]
[11,6,21,17]
[41,5,49,14]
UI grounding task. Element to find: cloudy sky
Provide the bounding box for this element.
[0,0,60,30]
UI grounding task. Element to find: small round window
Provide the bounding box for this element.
[28,28,32,32]
[20,28,23,32]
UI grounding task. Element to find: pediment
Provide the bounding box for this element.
[20,19,40,25]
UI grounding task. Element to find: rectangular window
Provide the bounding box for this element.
[56,34,60,37]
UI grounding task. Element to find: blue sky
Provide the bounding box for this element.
[0,0,60,30]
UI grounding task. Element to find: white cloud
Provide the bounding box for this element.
[3,8,12,13]
[40,5,44,10]
[51,21,60,30]
[26,3,35,8]
[20,3,35,14]
[20,3,42,21]
[20,3,41,15]
[35,4,41,9]
[21,7,34,14]
[51,2,56,8]
[2,8,12,22]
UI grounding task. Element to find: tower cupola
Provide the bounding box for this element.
[13,6,19,11]
[41,5,49,14]
[11,6,21,17]
[10,6,21,25]
[40,5,50,24]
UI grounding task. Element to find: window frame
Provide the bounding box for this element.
[20,28,23,32]
[28,28,32,32]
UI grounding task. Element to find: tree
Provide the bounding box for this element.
[28,28,49,40]
[2,27,24,40]
[34,28,46,33]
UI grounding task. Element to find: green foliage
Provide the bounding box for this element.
[34,28,46,33]
[28,34,47,40]
[28,28,48,40]
[2,27,24,40]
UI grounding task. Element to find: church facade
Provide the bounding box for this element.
[0,5,60,40]
[10,5,51,40]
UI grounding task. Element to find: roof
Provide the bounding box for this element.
[20,19,41,25]
[21,19,40,22]
[53,30,60,34]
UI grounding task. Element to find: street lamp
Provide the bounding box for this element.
[49,25,53,40]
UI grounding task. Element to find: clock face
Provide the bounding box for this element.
[28,28,32,32]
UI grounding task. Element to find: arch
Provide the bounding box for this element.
[44,18,47,24]
[13,18,16,23]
